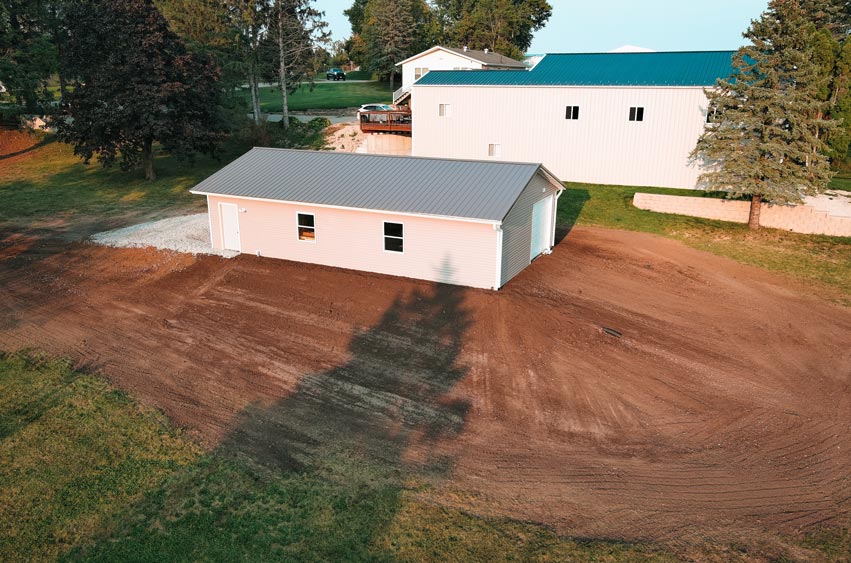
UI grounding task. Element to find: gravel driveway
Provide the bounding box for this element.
[91,213,238,257]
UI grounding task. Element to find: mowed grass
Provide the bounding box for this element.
[0,353,202,563]
[0,352,678,563]
[0,136,241,233]
[559,183,851,304]
[250,80,392,112]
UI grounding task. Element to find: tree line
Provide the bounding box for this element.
[0,0,552,179]
[337,0,551,90]
[1,0,330,180]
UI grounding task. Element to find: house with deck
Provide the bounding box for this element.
[393,45,527,106]
[191,148,564,290]
[410,50,736,189]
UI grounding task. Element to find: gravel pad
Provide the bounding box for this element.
[91,214,238,257]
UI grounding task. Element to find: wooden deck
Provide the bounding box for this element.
[359,110,412,134]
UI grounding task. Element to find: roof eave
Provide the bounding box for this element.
[190,190,503,225]
[536,165,565,191]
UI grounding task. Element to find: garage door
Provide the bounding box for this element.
[530,196,553,260]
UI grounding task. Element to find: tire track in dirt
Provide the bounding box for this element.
[1,228,850,558]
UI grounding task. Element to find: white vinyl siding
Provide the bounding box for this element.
[500,174,559,286]
[207,195,500,290]
[400,48,485,90]
[412,85,710,189]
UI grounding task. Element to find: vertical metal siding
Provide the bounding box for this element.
[412,85,710,189]
[500,173,559,286]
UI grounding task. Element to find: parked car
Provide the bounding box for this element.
[326,68,346,81]
[358,103,394,114]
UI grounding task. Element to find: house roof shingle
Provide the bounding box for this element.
[397,45,526,69]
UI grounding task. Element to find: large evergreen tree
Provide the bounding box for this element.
[691,0,836,229]
[56,0,227,180]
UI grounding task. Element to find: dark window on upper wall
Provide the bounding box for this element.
[384,222,404,252]
[565,105,580,120]
[629,107,645,121]
[297,213,315,241]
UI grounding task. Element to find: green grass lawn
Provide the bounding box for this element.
[559,183,851,304]
[0,352,679,563]
[829,172,851,191]
[0,353,201,563]
[0,136,246,236]
[251,80,392,112]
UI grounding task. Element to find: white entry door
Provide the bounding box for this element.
[219,203,241,251]
[530,196,553,260]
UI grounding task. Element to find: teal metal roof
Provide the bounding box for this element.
[415,51,736,87]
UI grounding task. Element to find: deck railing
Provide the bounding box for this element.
[359,110,412,134]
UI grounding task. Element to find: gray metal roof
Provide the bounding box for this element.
[442,47,527,68]
[191,148,556,222]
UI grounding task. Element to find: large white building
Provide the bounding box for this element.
[393,45,526,106]
[410,51,736,189]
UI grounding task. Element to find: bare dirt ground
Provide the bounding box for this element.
[323,121,363,152]
[0,128,42,158]
[1,226,849,559]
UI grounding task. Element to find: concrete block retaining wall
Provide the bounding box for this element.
[633,193,851,237]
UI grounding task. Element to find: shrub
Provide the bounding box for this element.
[344,70,374,80]
[239,118,330,151]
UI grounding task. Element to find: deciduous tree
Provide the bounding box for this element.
[432,0,551,59]
[269,0,329,129]
[56,0,227,180]
[157,0,272,124]
[0,1,57,112]
[362,0,415,92]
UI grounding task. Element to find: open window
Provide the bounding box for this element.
[488,143,502,157]
[439,103,452,117]
[297,212,315,241]
[384,222,404,253]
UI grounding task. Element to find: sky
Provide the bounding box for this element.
[313,0,770,54]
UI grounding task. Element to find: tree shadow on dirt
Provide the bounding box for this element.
[0,135,54,161]
[221,279,472,478]
[63,279,475,561]
[555,186,589,244]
